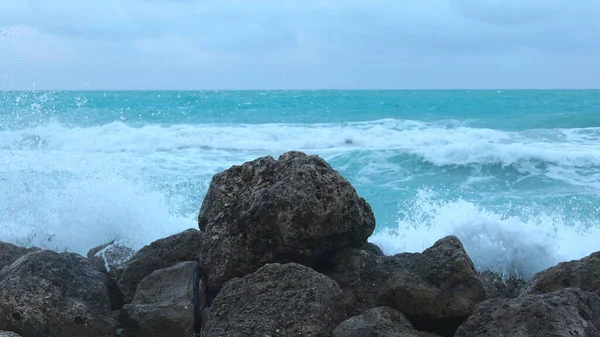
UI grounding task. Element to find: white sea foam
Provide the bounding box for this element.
[370,189,600,279]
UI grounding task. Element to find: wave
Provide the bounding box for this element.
[1,119,599,167]
[370,189,600,279]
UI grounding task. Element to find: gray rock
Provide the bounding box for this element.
[87,241,135,274]
[120,261,201,337]
[204,262,345,337]
[455,288,600,337]
[521,251,600,296]
[198,151,376,292]
[0,250,117,337]
[333,307,441,337]
[0,242,38,271]
[364,242,385,256]
[0,331,22,337]
[114,228,202,303]
[377,236,486,337]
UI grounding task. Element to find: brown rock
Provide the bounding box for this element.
[203,262,345,337]
[333,306,441,337]
[521,251,600,296]
[455,288,600,337]
[198,151,376,292]
[114,228,202,303]
[479,270,526,299]
[120,261,201,337]
[0,242,38,271]
[378,236,486,337]
[0,250,117,337]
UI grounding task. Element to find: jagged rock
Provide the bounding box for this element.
[120,261,201,337]
[114,229,202,303]
[87,241,135,274]
[197,151,375,292]
[0,250,117,337]
[0,242,38,271]
[0,331,22,337]
[364,242,385,256]
[377,236,486,337]
[521,251,600,296]
[479,270,526,299]
[455,288,600,337]
[203,262,345,336]
[333,306,441,337]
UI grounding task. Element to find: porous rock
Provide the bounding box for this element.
[120,261,201,337]
[333,306,441,337]
[114,228,202,303]
[203,262,345,337]
[377,236,486,337]
[198,151,376,291]
[455,287,600,337]
[521,251,600,296]
[0,242,38,271]
[479,270,526,299]
[87,240,135,274]
[0,250,116,337]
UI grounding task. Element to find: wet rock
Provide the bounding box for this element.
[87,240,135,274]
[479,270,526,299]
[198,151,376,292]
[378,236,486,337]
[364,242,385,256]
[521,251,600,296]
[114,228,202,303]
[333,306,441,337]
[120,261,201,337]
[0,331,22,337]
[0,250,117,337]
[0,242,38,271]
[455,287,600,337]
[203,262,344,337]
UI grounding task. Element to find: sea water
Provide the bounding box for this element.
[1,90,599,278]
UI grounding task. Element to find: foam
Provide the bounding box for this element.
[370,189,600,279]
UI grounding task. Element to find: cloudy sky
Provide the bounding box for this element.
[1,0,599,90]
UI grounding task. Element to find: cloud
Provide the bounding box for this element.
[1,0,599,89]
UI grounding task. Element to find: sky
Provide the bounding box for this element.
[0,0,599,90]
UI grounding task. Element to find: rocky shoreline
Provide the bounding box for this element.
[1,151,599,337]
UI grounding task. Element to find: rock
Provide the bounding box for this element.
[120,261,201,337]
[87,240,135,274]
[455,288,600,337]
[198,151,376,291]
[203,262,345,336]
[0,250,117,337]
[0,331,22,337]
[479,270,526,299]
[0,242,38,271]
[114,228,202,303]
[378,236,486,337]
[326,248,414,317]
[333,306,441,337]
[364,242,385,256]
[521,251,600,296]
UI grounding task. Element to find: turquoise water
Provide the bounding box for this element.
[1,90,599,277]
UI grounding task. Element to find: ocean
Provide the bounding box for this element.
[1,90,599,278]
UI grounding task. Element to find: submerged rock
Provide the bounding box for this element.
[120,261,201,337]
[0,242,38,271]
[198,151,376,292]
[455,287,600,337]
[114,228,202,303]
[333,306,441,337]
[0,250,116,337]
[521,251,600,296]
[203,262,345,336]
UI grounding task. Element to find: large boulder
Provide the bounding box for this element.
[333,306,441,337]
[120,261,201,337]
[455,288,600,337]
[197,151,376,291]
[521,251,600,296]
[0,242,38,271]
[114,228,202,303]
[87,241,135,274]
[0,250,117,337]
[378,236,486,337]
[203,262,345,336]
